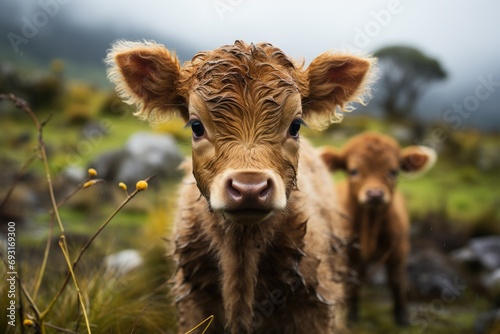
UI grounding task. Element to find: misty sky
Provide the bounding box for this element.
[62,0,500,70]
[5,0,500,128]
[10,0,500,81]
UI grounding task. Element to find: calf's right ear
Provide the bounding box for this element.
[302,53,376,130]
[400,146,437,176]
[318,147,346,171]
[106,40,188,123]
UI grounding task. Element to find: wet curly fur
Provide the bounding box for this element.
[107,40,376,333]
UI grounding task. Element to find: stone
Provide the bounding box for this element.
[105,249,143,276]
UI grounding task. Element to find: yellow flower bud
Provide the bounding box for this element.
[88,168,97,177]
[136,180,148,191]
[23,319,34,327]
[83,180,98,188]
[118,182,127,191]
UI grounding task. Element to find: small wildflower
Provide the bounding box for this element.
[118,182,127,191]
[88,168,97,177]
[136,180,148,191]
[23,319,34,327]
[83,180,98,188]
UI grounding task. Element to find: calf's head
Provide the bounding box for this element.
[320,132,436,207]
[107,40,375,224]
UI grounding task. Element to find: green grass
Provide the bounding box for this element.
[0,241,177,333]
[351,285,489,334]
[399,162,500,223]
[1,89,498,333]
[0,174,179,333]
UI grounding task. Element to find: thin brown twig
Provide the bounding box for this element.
[58,236,92,334]
[0,94,41,129]
[1,94,155,330]
[185,315,214,334]
[0,252,41,318]
[33,213,54,302]
[75,175,156,265]
[34,178,103,300]
[52,178,105,213]
[129,295,155,334]
[0,152,37,210]
[0,94,73,324]
[0,94,66,234]
[44,323,77,333]
[41,175,156,320]
[19,266,26,334]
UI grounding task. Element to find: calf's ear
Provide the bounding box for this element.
[302,53,376,130]
[106,40,188,123]
[400,146,437,176]
[318,147,346,171]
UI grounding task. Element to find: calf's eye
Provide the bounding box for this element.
[289,120,302,138]
[190,120,205,138]
[388,169,399,179]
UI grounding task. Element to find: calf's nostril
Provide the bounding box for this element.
[366,189,384,199]
[227,179,242,199]
[258,179,272,198]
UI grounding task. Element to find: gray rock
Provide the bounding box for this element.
[90,148,128,182]
[451,246,476,264]
[407,243,466,300]
[452,236,500,299]
[62,166,86,183]
[116,131,183,184]
[452,236,500,271]
[105,249,143,276]
[470,236,500,271]
[482,268,500,294]
[90,131,183,185]
[474,309,500,334]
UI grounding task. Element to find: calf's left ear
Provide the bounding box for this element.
[302,53,376,130]
[400,146,437,176]
[106,40,188,123]
[318,147,346,171]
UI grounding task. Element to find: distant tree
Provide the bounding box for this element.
[374,46,446,120]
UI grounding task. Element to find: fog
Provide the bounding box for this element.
[1,0,499,129]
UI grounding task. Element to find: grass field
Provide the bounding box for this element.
[1,94,498,333]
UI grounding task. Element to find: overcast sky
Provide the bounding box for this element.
[6,0,500,128]
[62,0,499,68]
[11,0,500,83]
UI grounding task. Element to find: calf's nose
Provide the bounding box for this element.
[366,188,385,201]
[226,172,273,210]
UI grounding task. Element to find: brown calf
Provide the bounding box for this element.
[107,40,375,333]
[320,132,436,326]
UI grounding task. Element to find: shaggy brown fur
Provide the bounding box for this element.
[320,132,436,326]
[107,40,375,333]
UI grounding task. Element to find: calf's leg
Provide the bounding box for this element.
[386,256,409,326]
